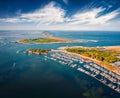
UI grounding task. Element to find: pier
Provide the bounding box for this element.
[45,50,120,93]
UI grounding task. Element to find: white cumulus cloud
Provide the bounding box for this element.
[0,2,119,30]
[67,8,119,25]
[21,2,65,25]
[0,2,65,25]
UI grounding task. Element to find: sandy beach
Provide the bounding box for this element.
[105,46,120,52]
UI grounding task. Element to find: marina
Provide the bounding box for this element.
[45,50,120,94]
[0,30,120,98]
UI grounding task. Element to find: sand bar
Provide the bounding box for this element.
[105,46,120,52]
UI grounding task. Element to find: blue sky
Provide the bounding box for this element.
[0,0,120,31]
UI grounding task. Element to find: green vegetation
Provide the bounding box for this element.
[20,38,60,43]
[26,48,51,55]
[19,36,71,44]
[65,47,120,64]
[19,38,57,44]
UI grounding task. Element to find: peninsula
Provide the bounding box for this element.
[60,46,120,73]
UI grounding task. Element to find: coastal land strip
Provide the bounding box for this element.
[58,46,120,75]
[25,45,120,75]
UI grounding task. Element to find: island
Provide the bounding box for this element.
[26,48,51,55]
[59,46,120,72]
[18,32,71,44]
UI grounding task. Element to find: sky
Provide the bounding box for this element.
[0,0,120,31]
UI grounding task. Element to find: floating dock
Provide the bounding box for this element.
[45,50,120,93]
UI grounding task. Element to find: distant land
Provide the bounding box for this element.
[18,32,71,44]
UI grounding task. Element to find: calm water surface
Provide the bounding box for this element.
[0,30,120,98]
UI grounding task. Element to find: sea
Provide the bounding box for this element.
[0,30,120,98]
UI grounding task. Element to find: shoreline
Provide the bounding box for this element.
[58,45,120,48]
[58,46,120,75]
[50,49,120,94]
[17,36,72,44]
[60,50,117,72]
[104,46,120,52]
[17,41,73,44]
[58,45,120,52]
[17,39,96,44]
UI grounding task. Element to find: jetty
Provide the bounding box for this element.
[45,50,120,93]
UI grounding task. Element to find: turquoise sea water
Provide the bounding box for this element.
[0,30,120,98]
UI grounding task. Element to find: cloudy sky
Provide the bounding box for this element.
[0,0,120,31]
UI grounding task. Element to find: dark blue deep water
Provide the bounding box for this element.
[0,30,120,98]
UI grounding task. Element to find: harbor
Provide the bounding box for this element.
[45,50,120,94]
